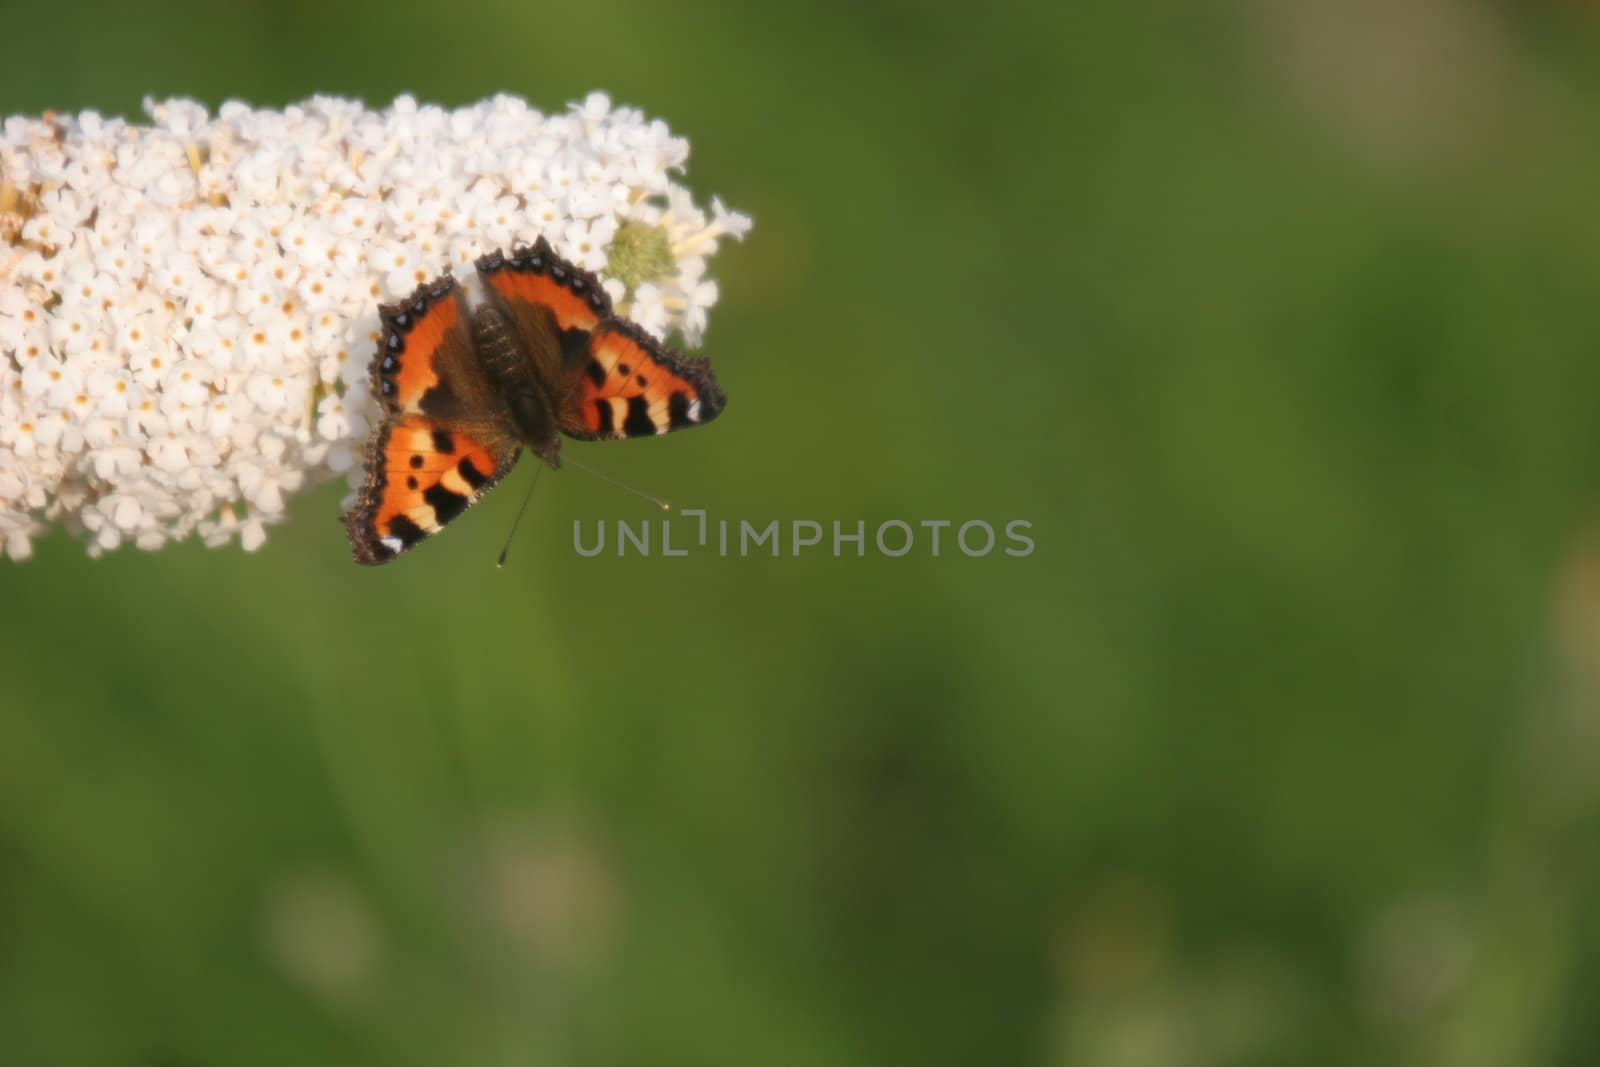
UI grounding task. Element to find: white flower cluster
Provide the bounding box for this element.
[0,92,750,560]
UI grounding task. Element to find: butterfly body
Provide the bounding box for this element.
[468,302,563,466]
[343,237,726,565]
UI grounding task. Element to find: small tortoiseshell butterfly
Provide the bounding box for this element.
[342,236,726,564]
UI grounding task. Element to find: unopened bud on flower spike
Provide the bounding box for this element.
[0,92,750,561]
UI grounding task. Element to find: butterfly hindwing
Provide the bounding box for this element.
[372,276,503,421]
[563,319,727,440]
[344,415,520,564]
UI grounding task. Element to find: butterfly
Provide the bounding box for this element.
[342,236,726,564]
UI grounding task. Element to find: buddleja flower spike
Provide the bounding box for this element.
[0,92,749,560]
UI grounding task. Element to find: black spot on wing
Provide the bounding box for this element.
[419,384,458,418]
[387,514,427,548]
[456,456,488,490]
[560,326,592,369]
[423,483,468,525]
[432,429,455,454]
[594,398,614,435]
[623,395,657,437]
[585,359,607,388]
[668,391,695,429]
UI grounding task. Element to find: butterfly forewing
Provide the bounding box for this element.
[474,238,612,389]
[371,277,505,422]
[562,319,726,440]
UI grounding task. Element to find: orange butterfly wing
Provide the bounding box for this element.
[343,415,520,564]
[478,238,610,335]
[347,276,519,564]
[370,276,502,420]
[475,238,725,441]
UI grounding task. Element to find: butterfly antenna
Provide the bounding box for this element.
[564,455,672,511]
[496,464,543,568]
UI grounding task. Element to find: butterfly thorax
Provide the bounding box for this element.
[470,303,562,466]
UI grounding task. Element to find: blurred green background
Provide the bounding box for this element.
[6,1,1600,1064]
